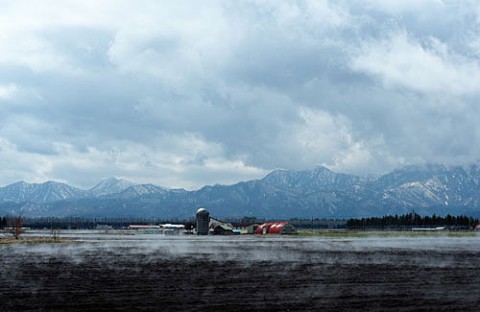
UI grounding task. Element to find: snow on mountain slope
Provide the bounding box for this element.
[89,177,135,196]
[2,164,480,217]
[0,181,86,204]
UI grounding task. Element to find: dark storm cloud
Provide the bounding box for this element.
[0,0,479,188]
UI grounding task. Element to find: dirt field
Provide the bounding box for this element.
[1,235,479,311]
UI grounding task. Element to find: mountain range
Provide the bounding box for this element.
[2,164,480,219]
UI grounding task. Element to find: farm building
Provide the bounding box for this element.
[243,223,259,234]
[255,222,297,235]
[209,216,236,235]
[212,223,234,235]
[128,224,185,235]
[195,208,238,235]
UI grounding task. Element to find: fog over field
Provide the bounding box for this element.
[1,234,480,311]
[5,234,480,263]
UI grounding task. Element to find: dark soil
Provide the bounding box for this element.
[1,237,479,311]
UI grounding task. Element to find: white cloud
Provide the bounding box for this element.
[287,107,376,173]
[363,0,444,14]
[0,131,266,189]
[0,136,53,184]
[351,31,480,96]
[0,84,16,99]
[0,0,480,188]
[270,0,350,30]
[106,2,232,86]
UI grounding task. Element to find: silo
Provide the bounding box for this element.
[196,208,210,235]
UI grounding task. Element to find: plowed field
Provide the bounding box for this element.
[1,235,479,311]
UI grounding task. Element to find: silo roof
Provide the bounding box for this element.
[197,207,208,214]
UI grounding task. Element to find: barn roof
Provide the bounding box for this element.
[255,222,289,234]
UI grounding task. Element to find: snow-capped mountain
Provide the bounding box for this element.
[113,184,168,199]
[0,181,86,204]
[262,166,364,193]
[89,177,135,196]
[0,181,33,203]
[375,164,480,212]
[2,165,480,218]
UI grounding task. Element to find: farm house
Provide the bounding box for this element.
[255,222,297,235]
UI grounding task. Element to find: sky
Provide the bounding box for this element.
[1,0,480,190]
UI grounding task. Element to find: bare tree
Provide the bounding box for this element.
[51,228,61,240]
[8,215,24,239]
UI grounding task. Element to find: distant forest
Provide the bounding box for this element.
[347,213,479,230]
[1,213,479,231]
[0,216,195,230]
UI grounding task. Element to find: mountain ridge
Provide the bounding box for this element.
[2,165,480,218]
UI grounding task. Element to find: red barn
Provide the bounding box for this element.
[255,222,297,235]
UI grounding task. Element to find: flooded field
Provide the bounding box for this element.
[1,233,480,311]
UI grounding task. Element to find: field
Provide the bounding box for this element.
[1,232,480,311]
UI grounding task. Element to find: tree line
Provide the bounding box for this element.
[346,213,479,230]
[0,216,7,228]
[0,216,195,230]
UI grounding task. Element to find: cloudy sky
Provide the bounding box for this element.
[1,0,480,189]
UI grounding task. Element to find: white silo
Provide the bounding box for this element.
[196,208,210,235]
